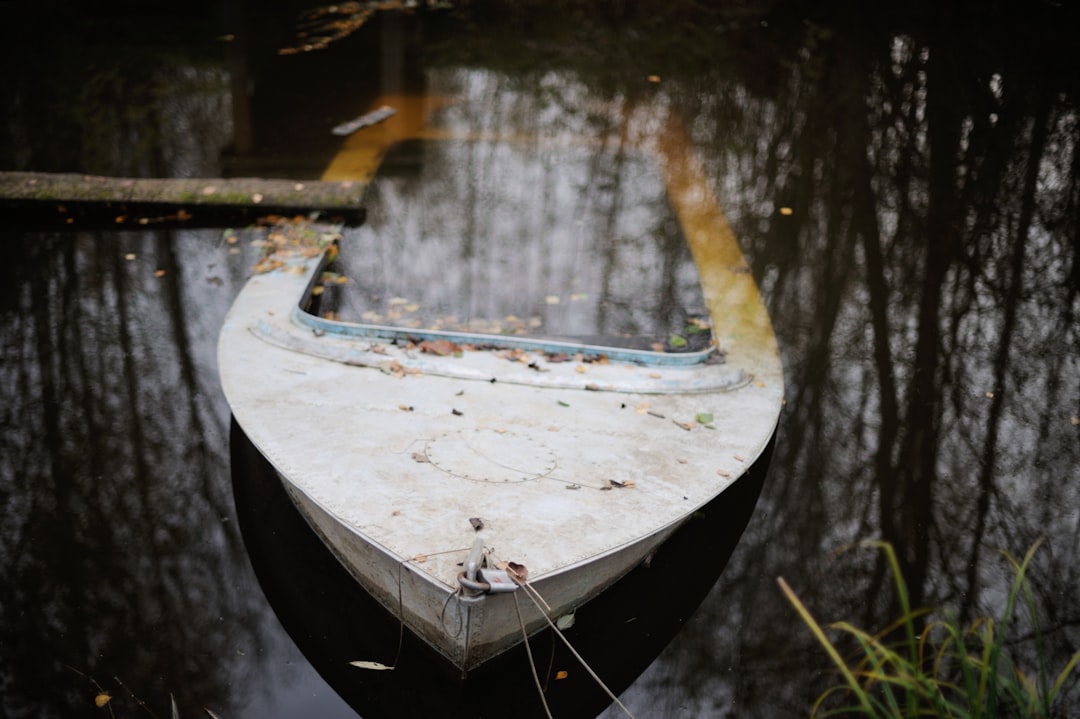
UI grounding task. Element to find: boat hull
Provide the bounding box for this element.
[285,479,682,670]
[220,237,783,672]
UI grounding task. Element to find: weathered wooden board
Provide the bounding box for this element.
[0,171,366,227]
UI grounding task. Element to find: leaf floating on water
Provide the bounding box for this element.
[349,660,394,671]
[94,693,112,708]
[669,334,688,348]
[555,670,569,680]
[779,206,794,216]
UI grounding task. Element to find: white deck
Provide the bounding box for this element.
[221,93,784,669]
[219,241,783,668]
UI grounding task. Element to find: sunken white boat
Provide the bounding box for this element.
[218,131,784,672]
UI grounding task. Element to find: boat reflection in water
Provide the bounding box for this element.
[231,418,772,718]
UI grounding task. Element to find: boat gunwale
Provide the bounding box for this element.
[294,252,720,368]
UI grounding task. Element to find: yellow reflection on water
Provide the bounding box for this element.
[319,84,779,375]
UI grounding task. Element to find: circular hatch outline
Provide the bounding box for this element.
[424,428,558,483]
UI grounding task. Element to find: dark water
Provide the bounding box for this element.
[2,2,1078,718]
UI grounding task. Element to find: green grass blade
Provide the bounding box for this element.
[778,577,878,716]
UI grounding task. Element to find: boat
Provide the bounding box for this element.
[218,109,784,674]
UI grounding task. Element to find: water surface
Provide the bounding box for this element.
[2,2,1077,717]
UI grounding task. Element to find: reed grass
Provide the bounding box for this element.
[778,539,1080,718]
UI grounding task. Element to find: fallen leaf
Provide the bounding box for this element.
[695,412,715,425]
[349,660,394,671]
[95,693,112,708]
[717,469,731,477]
[557,612,576,630]
[411,452,429,463]
[669,334,688,348]
[154,269,166,278]
[779,206,793,215]
[674,420,695,431]
[412,554,428,563]
[555,670,569,680]
[505,562,528,582]
[419,339,460,356]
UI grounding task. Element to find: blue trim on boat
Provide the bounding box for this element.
[291,306,716,367]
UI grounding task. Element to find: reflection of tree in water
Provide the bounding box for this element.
[0,234,266,717]
[339,75,703,346]
[403,8,1078,713]
[629,8,1080,716]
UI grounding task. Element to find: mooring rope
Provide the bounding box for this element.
[514,592,555,719]
[513,575,637,719]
